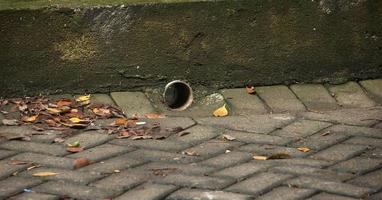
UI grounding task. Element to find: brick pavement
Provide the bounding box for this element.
[0,79,381,199]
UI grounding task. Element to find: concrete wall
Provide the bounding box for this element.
[0,0,381,97]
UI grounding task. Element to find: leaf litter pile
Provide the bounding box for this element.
[0,95,184,143]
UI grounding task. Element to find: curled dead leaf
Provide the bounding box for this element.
[8,160,29,165]
[21,115,39,123]
[67,147,84,153]
[222,134,235,141]
[92,108,111,117]
[213,104,229,117]
[46,108,61,115]
[32,172,59,177]
[144,113,165,119]
[73,158,90,169]
[56,99,73,107]
[246,85,256,94]
[297,147,311,153]
[182,150,199,156]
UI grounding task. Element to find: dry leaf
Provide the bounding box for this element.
[131,135,153,140]
[32,172,59,177]
[177,131,190,137]
[213,104,228,117]
[69,117,82,123]
[321,131,330,136]
[117,130,131,139]
[8,160,29,165]
[2,119,19,126]
[144,113,165,119]
[21,115,38,123]
[73,158,90,169]
[92,108,111,117]
[76,95,90,102]
[297,147,311,153]
[114,118,128,126]
[56,99,72,107]
[67,141,80,147]
[246,85,256,94]
[182,150,199,156]
[46,108,61,114]
[18,104,28,112]
[222,134,235,141]
[253,155,268,160]
[67,147,84,153]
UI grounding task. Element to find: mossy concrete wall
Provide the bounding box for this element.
[0,0,381,97]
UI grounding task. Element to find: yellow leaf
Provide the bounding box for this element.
[253,155,268,160]
[22,115,39,123]
[213,104,228,117]
[46,108,61,114]
[69,117,81,123]
[297,147,311,153]
[32,172,59,177]
[76,95,91,102]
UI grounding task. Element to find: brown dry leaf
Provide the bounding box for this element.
[8,160,29,165]
[253,155,268,160]
[222,134,235,141]
[46,108,61,114]
[117,130,131,139]
[21,115,39,123]
[297,147,311,153]
[61,122,88,128]
[268,153,290,159]
[18,104,28,112]
[92,108,111,117]
[67,147,84,153]
[213,104,229,117]
[32,172,59,177]
[114,118,128,126]
[76,95,90,102]
[321,131,330,136]
[182,150,199,156]
[73,158,90,169]
[69,117,82,124]
[144,113,165,119]
[246,85,256,94]
[2,119,19,126]
[56,99,72,107]
[131,135,153,140]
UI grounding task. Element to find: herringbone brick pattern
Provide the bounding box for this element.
[0,80,381,199]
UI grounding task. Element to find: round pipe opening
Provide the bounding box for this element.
[163,80,193,111]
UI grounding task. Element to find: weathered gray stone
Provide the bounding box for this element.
[290,84,338,111]
[169,125,220,145]
[328,125,382,139]
[252,158,332,168]
[91,93,116,105]
[65,131,114,149]
[256,85,306,113]
[167,188,253,200]
[181,139,242,158]
[115,183,177,200]
[225,172,292,196]
[290,131,350,150]
[0,149,16,159]
[0,159,31,179]
[0,141,68,156]
[155,173,234,190]
[307,193,359,200]
[12,192,59,200]
[212,162,268,180]
[287,176,374,198]
[198,151,252,168]
[79,153,145,173]
[66,143,134,162]
[0,126,40,140]
[220,88,268,115]
[110,138,191,152]
[360,79,382,103]
[111,92,155,118]
[344,137,382,148]
[126,149,198,164]
[328,82,376,108]
[310,144,367,161]
[270,119,332,138]
[347,169,382,190]
[257,186,316,200]
[239,144,307,158]
[196,114,295,133]
[10,153,75,169]
[0,177,42,199]
[330,157,382,175]
[136,162,216,175]
[223,130,292,145]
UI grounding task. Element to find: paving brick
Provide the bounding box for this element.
[19,167,103,185]
[196,114,295,133]
[198,151,252,168]
[307,192,359,200]
[223,130,291,145]
[137,162,216,176]
[11,192,59,200]
[34,181,114,199]
[330,157,382,174]
[347,169,382,190]
[252,158,332,168]
[169,125,220,145]
[10,153,75,169]
[257,186,316,200]
[79,153,145,173]
[155,173,234,190]
[225,172,292,196]
[0,126,41,140]
[300,107,382,126]
[367,191,382,200]
[212,162,269,180]
[115,183,177,200]
[374,122,382,129]
[290,84,338,111]
[0,177,42,199]
[66,143,134,162]
[310,144,368,161]
[167,188,253,200]
[0,141,68,156]
[363,148,382,158]
[328,125,382,139]
[181,139,242,158]
[111,91,155,118]
[287,176,374,198]
[91,170,154,192]
[344,136,382,148]
[110,138,190,152]
[0,159,31,179]
[0,149,16,159]
[269,165,354,181]
[239,144,307,158]
[127,149,198,164]
[256,85,306,113]
[220,88,268,115]
[290,131,350,150]
[270,119,332,138]
[29,130,62,143]
[65,130,113,149]
[143,116,196,130]
[359,79,382,103]
[91,93,116,105]
[328,82,376,108]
